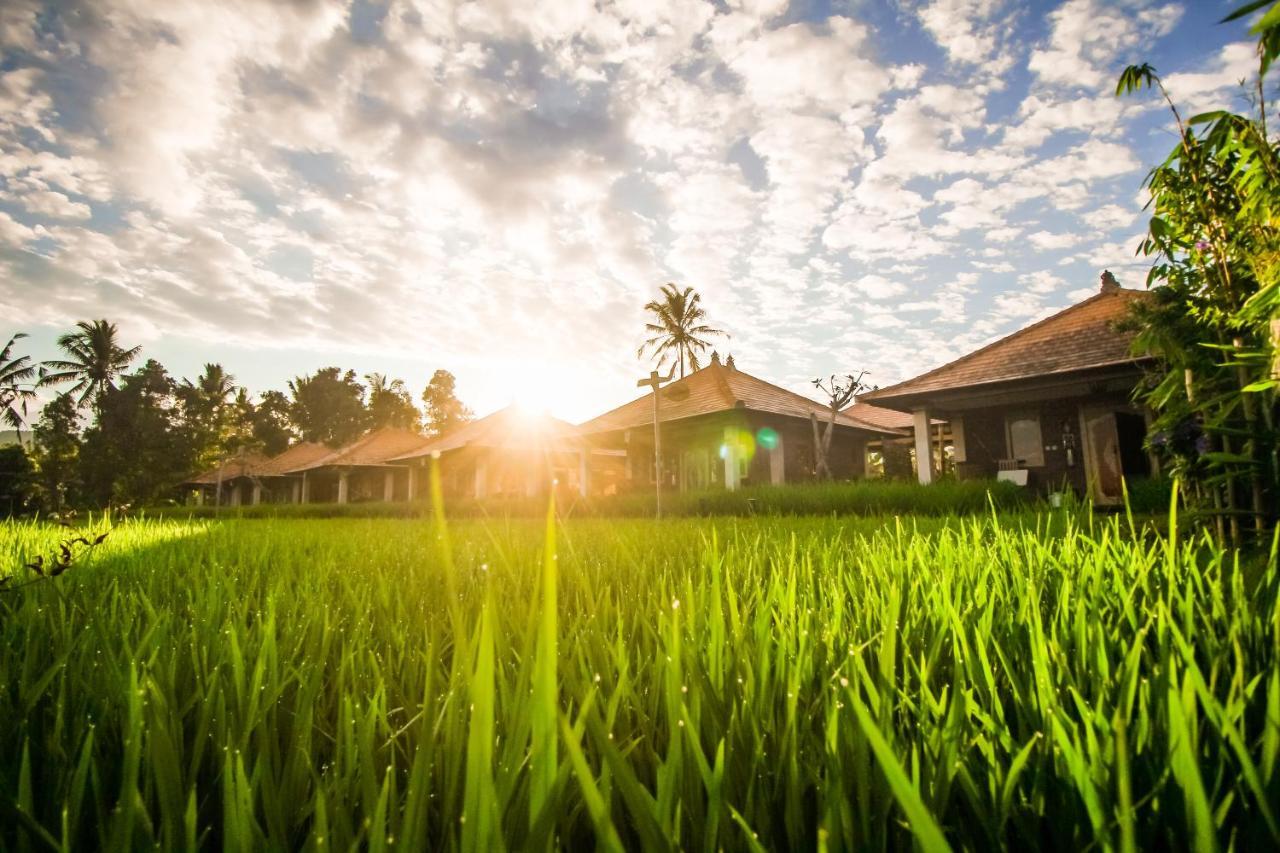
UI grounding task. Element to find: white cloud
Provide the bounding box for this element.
[1028,0,1183,91]
[1028,230,1081,250]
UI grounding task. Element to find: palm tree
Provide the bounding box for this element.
[0,333,38,437]
[185,363,237,405]
[638,284,727,378]
[42,320,142,407]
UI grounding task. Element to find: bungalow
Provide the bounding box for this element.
[283,426,433,503]
[391,405,603,500]
[576,354,908,491]
[861,272,1155,503]
[183,451,270,506]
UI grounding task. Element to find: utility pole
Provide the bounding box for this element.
[636,368,674,518]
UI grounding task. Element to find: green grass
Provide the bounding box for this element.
[0,505,1277,850]
[149,478,1026,521]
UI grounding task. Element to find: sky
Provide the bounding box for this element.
[0,0,1268,423]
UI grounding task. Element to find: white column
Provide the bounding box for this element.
[770,436,785,485]
[300,472,310,503]
[913,408,933,485]
[337,471,350,504]
[407,465,419,500]
[951,417,966,463]
[474,459,487,500]
[196,489,205,507]
[291,480,301,504]
[383,469,395,502]
[578,450,589,497]
[230,485,241,507]
[723,427,740,491]
[251,482,262,505]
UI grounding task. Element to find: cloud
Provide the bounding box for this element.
[917,0,1016,74]
[1028,0,1184,91]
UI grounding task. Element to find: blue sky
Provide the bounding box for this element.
[0,0,1267,421]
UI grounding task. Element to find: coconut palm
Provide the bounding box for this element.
[185,363,237,405]
[0,333,39,437]
[637,283,727,378]
[42,320,142,407]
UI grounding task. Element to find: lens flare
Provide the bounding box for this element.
[757,427,779,450]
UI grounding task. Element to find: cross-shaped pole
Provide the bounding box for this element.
[636,368,675,518]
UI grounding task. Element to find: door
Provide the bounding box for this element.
[1082,407,1123,504]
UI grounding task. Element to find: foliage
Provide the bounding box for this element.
[421,368,473,437]
[366,372,422,431]
[79,360,194,506]
[175,363,246,472]
[0,333,39,437]
[0,444,34,517]
[0,509,1276,850]
[638,283,727,378]
[1117,5,1280,539]
[31,393,82,511]
[41,319,142,408]
[288,367,370,447]
[248,389,296,456]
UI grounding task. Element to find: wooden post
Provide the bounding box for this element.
[301,472,310,504]
[337,470,350,504]
[407,465,419,500]
[913,408,933,485]
[636,368,674,517]
[383,469,395,502]
[251,482,262,506]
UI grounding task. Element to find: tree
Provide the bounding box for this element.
[176,363,242,471]
[638,284,727,378]
[810,372,875,480]
[421,369,472,437]
[288,367,369,446]
[79,359,192,506]
[1117,1,1279,539]
[0,443,34,517]
[250,390,296,456]
[42,319,142,408]
[366,372,421,431]
[32,393,82,511]
[0,332,39,438]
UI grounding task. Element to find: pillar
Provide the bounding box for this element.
[337,471,350,504]
[770,435,785,485]
[300,472,310,503]
[913,408,933,485]
[196,489,205,507]
[291,479,301,504]
[251,482,262,505]
[578,449,589,497]
[474,459,487,500]
[407,465,419,500]
[383,469,395,502]
[723,427,740,491]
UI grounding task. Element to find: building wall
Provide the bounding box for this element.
[594,411,881,492]
[952,392,1138,495]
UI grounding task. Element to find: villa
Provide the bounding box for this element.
[862,272,1156,503]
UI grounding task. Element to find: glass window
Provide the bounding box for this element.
[1006,413,1045,467]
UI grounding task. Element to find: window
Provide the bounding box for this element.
[1005,413,1045,467]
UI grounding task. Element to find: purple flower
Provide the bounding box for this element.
[1195,241,1211,251]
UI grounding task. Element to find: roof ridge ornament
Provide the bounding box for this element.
[1100,269,1120,294]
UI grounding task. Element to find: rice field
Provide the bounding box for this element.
[0,502,1277,851]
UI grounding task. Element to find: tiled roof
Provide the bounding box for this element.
[285,427,433,472]
[393,406,584,460]
[255,442,330,476]
[840,402,915,431]
[576,361,906,436]
[863,287,1151,405]
[185,451,271,485]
